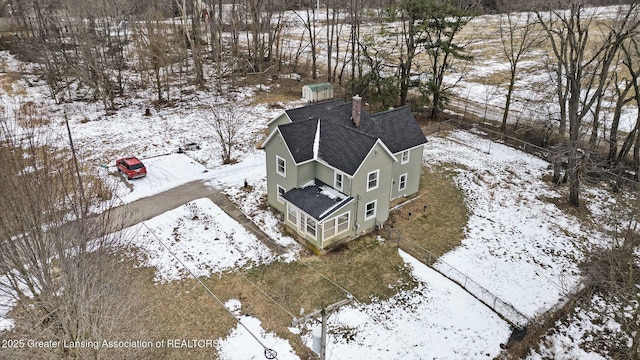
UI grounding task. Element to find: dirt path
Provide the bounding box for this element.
[107,180,286,255]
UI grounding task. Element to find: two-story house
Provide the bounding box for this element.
[263,96,427,253]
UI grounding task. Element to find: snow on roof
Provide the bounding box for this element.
[313,119,320,160]
[282,179,351,220]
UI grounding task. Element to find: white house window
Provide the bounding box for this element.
[306,217,317,238]
[323,220,336,239]
[398,173,407,191]
[335,172,343,192]
[276,156,286,177]
[365,200,377,220]
[322,212,350,240]
[277,185,286,203]
[401,150,410,164]
[367,170,379,191]
[337,213,349,233]
[287,206,298,225]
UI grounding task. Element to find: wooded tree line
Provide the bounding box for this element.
[3,0,640,203]
[0,2,639,357]
[3,0,483,110]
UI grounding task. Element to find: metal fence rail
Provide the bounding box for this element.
[428,108,640,187]
[395,231,529,330]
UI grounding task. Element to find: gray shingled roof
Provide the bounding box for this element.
[278,99,426,175]
[371,106,427,153]
[279,119,317,163]
[282,180,352,220]
[318,121,378,175]
[285,99,343,123]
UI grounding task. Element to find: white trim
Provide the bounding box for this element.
[261,126,282,147]
[305,214,317,240]
[352,139,396,178]
[318,197,355,220]
[334,171,343,192]
[322,211,351,242]
[401,150,410,164]
[364,200,377,221]
[336,212,350,234]
[276,155,286,177]
[398,173,408,191]
[314,157,354,179]
[277,185,286,203]
[366,169,379,192]
[265,112,292,128]
[393,143,426,163]
[263,128,313,168]
[288,206,318,241]
[287,204,298,226]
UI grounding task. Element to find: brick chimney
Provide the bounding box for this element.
[351,95,362,128]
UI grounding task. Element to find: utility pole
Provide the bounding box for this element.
[65,112,87,217]
[292,296,353,360]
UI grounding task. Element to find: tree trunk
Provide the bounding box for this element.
[501,72,516,133]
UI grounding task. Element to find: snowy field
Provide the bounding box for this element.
[123,197,277,282]
[95,129,619,359]
[425,131,610,318]
[1,4,638,355]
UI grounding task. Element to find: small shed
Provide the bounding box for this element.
[302,83,333,102]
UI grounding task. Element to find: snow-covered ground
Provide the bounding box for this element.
[123,197,276,282]
[91,129,620,359]
[1,4,638,356]
[301,250,511,359]
[425,131,609,318]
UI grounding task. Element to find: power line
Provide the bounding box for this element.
[114,178,423,359]
[236,270,297,320]
[113,194,278,360]
[293,257,424,360]
[229,200,424,359]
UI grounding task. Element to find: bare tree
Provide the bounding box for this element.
[606,53,634,165]
[295,1,320,80]
[349,0,364,90]
[211,101,245,164]
[391,0,424,106]
[497,7,540,133]
[536,3,640,206]
[176,0,205,88]
[0,107,149,358]
[613,37,640,182]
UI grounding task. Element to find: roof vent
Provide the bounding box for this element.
[351,95,362,128]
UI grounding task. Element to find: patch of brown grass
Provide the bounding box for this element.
[249,82,303,106]
[17,101,51,128]
[129,234,414,359]
[389,165,469,257]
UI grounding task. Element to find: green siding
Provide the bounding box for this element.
[314,162,351,194]
[265,132,298,213]
[284,202,356,250]
[297,162,315,187]
[267,113,291,134]
[267,123,425,250]
[319,204,355,248]
[390,145,424,200]
[350,142,394,234]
